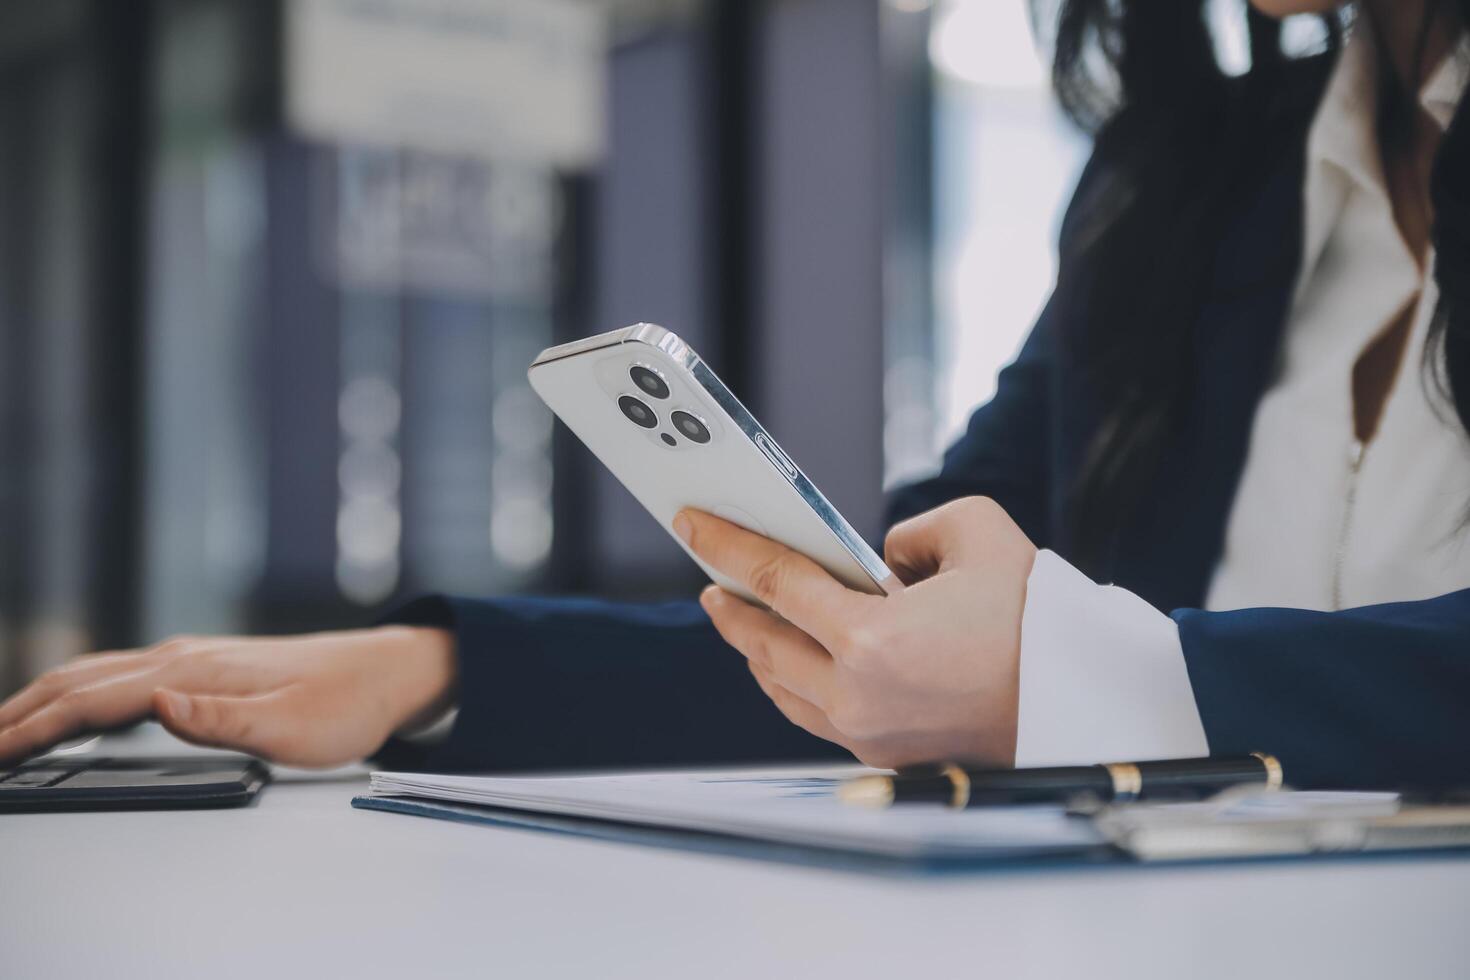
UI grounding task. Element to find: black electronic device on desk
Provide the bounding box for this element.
[0,756,269,812]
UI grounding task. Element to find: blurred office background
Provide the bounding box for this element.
[0,0,1088,697]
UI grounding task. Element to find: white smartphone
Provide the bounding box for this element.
[528,323,899,603]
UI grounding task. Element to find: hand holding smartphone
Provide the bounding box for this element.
[528,324,898,603]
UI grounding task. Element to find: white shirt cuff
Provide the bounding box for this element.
[1015,550,1208,766]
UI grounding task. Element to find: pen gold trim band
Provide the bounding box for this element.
[837,754,1284,810]
[1251,751,1285,790]
[942,764,970,808]
[1103,763,1143,802]
[837,772,895,808]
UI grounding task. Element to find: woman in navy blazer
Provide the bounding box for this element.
[3,0,1469,792]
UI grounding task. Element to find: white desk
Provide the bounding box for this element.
[5,725,1469,980]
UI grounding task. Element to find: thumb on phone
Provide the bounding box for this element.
[884,496,1027,585]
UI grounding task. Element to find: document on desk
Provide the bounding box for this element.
[360,766,1445,868]
[363,764,1106,861]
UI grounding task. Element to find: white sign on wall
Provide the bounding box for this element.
[286,0,607,168]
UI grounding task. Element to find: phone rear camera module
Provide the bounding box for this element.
[618,395,659,429]
[671,410,711,445]
[629,365,670,400]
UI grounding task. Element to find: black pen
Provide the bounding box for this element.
[837,753,1283,809]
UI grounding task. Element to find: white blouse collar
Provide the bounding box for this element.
[1297,30,1468,295]
[1422,35,1470,131]
[1309,29,1468,196]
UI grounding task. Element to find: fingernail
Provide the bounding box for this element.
[700,584,722,609]
[160,690,192,722]
[673,512,693,544]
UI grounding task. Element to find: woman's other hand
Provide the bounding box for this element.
[678,496,1036,770]
[0,626,456,767]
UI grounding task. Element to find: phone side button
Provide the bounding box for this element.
[755,433,800,482]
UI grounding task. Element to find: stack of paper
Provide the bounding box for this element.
[367,764,1106,860]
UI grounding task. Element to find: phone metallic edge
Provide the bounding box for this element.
[529,323,899,597]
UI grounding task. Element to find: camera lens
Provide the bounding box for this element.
[629,365,670,400]
[670,410,711,444]
[618,395,658,429]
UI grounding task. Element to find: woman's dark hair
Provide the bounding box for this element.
[1032,0,1470,573]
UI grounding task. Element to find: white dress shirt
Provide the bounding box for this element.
[1015,31,1470,767]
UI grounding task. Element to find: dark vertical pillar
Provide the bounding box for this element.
[547,174,596,591]
[86,0,150,651]
[751,0,887,542]
[0,0,145,685]
[0,49,39,693]
[254,136,343,627]
[707,0,755,396]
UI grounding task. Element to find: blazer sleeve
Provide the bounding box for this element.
[1174,589,1470,791]
[373,594,849,773]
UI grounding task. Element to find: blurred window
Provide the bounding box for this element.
[927,0,1088,449]
[140,0,581,637]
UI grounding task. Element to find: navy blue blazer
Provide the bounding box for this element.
[384,67,1470,792]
